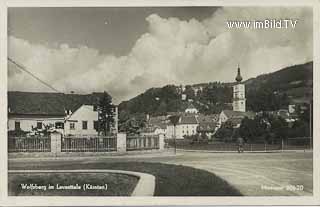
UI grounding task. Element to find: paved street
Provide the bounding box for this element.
[9,150,313,196]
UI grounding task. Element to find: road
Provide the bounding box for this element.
[9,150,313,196]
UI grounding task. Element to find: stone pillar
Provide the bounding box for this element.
[159,133,165,150]
[50,131,62,155]
[117,133,127,153]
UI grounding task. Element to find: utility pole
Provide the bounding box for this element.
[169,115,180,155]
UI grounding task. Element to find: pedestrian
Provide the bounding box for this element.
[237,137,244,153]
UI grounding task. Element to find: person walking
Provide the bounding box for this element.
[237,137,244,153]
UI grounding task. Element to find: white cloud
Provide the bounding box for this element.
[8,7,313,103]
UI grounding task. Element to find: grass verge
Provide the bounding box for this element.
[12,162,242,196]
[8,172,138,196]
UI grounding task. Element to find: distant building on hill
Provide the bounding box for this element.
[185,103,199,114]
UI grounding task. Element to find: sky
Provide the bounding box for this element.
[8,7,313,104]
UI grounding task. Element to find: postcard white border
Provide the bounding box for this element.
[0,0,319,206]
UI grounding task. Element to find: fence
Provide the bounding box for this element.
[8,133,164,155]
[61,136,117,152]
[127,135,160,151]
[8,136,51,152]
[165,137,312,152]
[283,137,311,150]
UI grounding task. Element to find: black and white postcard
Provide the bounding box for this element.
[0,0,319,206]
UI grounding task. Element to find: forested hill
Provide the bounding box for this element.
[118,61,313,116]
[245,61,313,111]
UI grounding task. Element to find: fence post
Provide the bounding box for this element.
[159,134,165,150]
[50,131,62,156]
[281,138,284,152]
[117,133,127,153]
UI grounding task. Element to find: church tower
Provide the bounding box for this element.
[233,65,246,112]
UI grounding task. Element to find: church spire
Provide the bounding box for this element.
[235,64,243,82]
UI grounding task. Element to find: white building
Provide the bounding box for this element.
[185,103,199,114]
[64,105,118,136]
[8,91,118,136]
[233,66,246,112]
[166,115,199,139]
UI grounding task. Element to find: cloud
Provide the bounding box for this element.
[8,7,313,103]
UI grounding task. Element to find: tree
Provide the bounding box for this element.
[214,121,234,142]
[269,116,288,143]
[98,91,115,136]
[184,85,195,100]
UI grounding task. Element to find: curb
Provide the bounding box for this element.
[8,169,156,196]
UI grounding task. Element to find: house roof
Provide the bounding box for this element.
[147,116,168,129]
[228,117,243,126]
[197,122,217,132]
[197,114,219,123]
[139,126,159,133]
[186,103,196,109]
[180,115,198,125]
[8,91,105,116]
[222,110,255,119]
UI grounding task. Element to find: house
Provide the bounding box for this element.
[139,125,166,136]
[277,109,297,123]
[143,115,167,137]
[185,103,198,114]
[7,91,118,136]
[219,110,255,128]
[197,122,218,139]
[166,114,199,139]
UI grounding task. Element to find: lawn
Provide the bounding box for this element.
[9,162,242,196]
[8,172,138,196]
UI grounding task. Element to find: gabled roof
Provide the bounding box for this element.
[197,122,217,132]
[197,114,219,123]
[139,126,159,133]
[180,115,198,124]
[221,110,255,119]
[186,103,196,109]
[8,91,105,116]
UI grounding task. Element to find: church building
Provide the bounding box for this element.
[232,65,246,112]
[219,65,254,128]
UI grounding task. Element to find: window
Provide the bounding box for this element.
[70,123,75,130]
[82,121,88,130]
[55,122,64,129]
[14,121,20,130]
[37,122,42,129]
[93,121,99,131]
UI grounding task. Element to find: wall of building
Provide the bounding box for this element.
[219,112,228,124]
[185,108,198,113]
[8,116,64,133]
[65,105,99,136]
[166,124,198,139]
[65,104,118,136]
[233,83,246,112]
